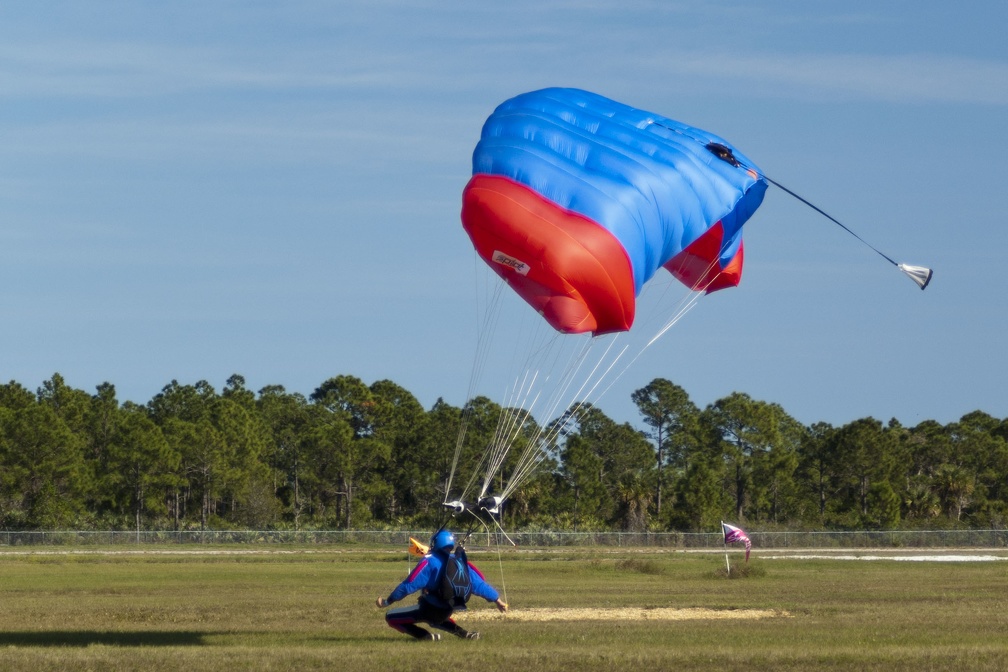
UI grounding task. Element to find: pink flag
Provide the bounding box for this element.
[721,521,751,562]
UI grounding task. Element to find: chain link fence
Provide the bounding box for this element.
[1,528,1006,549]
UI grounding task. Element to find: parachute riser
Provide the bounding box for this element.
[441,496,504,520]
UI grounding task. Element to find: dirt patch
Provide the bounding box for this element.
[458,607,789,622]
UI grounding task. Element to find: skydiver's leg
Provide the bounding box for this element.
[430,616,463,635]
[431,615,479,640]
[385,604,436,640]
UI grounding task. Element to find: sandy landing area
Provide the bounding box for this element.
[458,606,788,622]
[762,553,1008,562]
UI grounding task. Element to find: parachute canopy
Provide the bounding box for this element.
[461,88,768,335]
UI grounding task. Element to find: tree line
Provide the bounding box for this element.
[1,373,1005,533]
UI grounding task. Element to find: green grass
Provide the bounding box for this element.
[0,547,1005,671]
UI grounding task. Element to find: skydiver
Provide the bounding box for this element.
[376,529,508,641]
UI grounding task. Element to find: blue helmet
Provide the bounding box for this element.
[430,530,455,552]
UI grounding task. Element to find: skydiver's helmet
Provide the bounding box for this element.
[430,530,455,553]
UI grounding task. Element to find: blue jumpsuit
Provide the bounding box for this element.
[384,549,499,639]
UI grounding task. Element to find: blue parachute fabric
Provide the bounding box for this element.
[471,88,766,294]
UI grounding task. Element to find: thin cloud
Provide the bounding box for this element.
[0,39,415,100]
[663,50,1008,105]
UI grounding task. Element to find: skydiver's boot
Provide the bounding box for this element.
[445,620,480,640]
[449,626,479,640]
[410,627,440,641]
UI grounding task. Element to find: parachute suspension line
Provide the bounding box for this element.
[480,374,542,499]
[469,271,509,392]
[486,509,517,548]
[495,334,631,503]
[457,360,527,504]
[495,338,601,500]
[483,263,715,504]
[461,504,511,606]
[457,436,494,504]
[458,267,544,504]
[566,266,704,415]
[641,254,720,347]
[593,255,719,404]
[550,337,630,424]
[447,263,509,503]
[534,332,597,418]
[456,271,582,504]
[480,249,734,504]
[474,329,580,502]
[518,335,598,441]
[573,341,632,402]
[592,270,713,411]
[475,313,564,498]
[645,282,707,349]
[565,336,623,405]
[494,537,508,608]
[479,329,594,501]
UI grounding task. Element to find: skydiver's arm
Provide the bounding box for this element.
[386,557,435,605]
[467,561,500,602]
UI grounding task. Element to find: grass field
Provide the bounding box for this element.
[0,546,1006,671]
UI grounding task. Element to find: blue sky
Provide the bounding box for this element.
[2,1,1006,429]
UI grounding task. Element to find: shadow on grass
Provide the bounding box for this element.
[0,630,209,647]
[310,634,402,644]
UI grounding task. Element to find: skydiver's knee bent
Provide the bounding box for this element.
[385,604,420,630]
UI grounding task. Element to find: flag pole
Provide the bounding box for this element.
[721,521,730,576]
